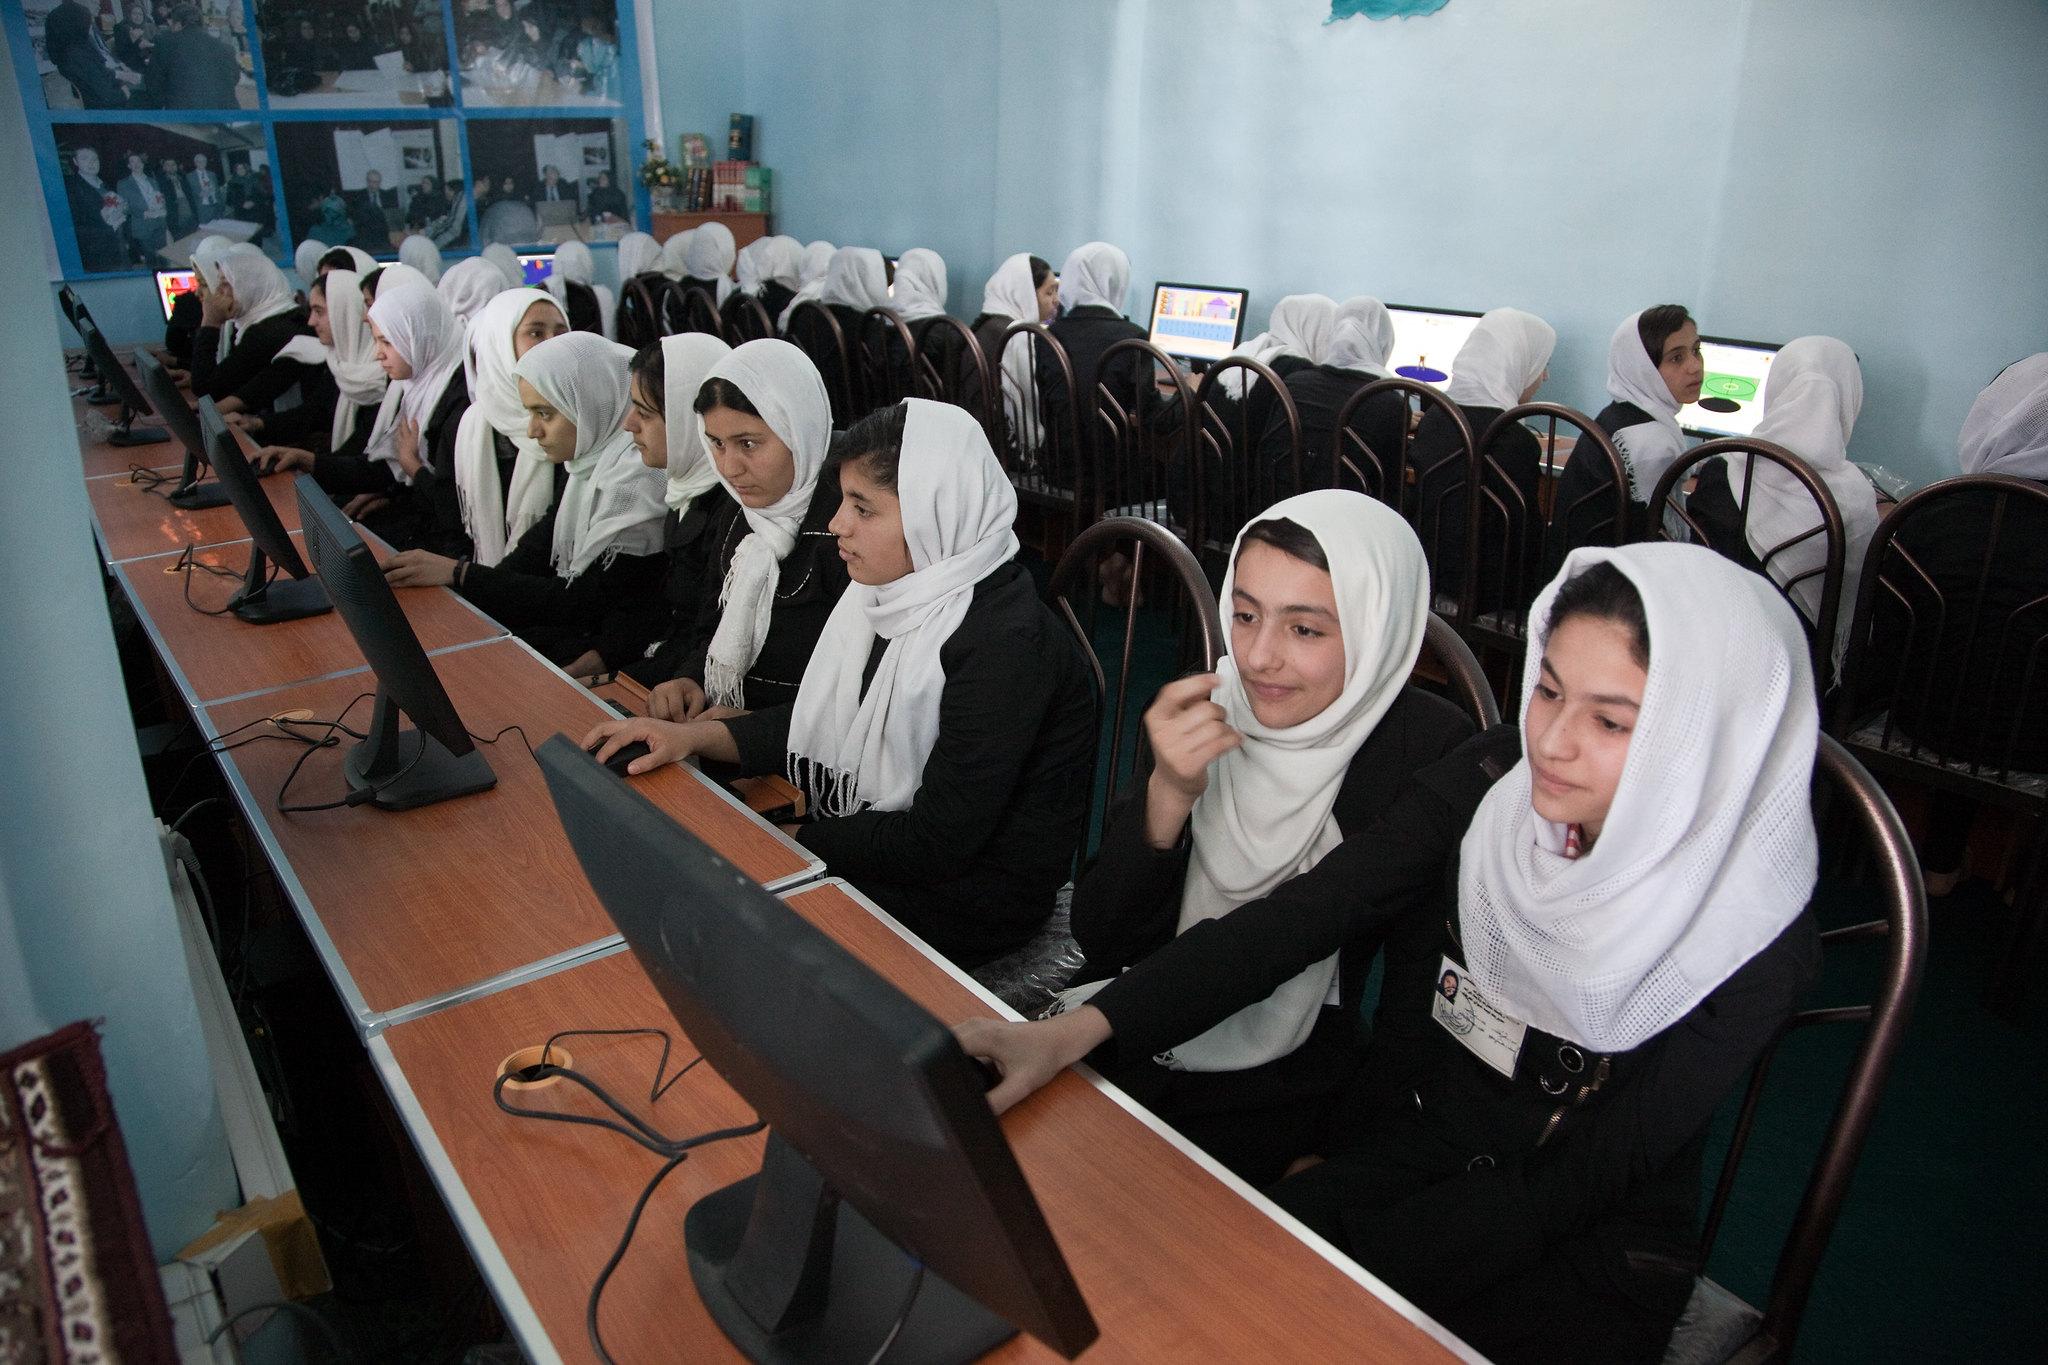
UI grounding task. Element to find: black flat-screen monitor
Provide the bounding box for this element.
[154,269,200,323]
[1146,281,1249,366]
[1385,304,1484,390]
[134,349,229,507]
[59,285,115,401]
[75,316,171,449]
[536,734,1099,1365]
[1680,335,1782,439]
[195,398,329,624]
[293,476,495,810]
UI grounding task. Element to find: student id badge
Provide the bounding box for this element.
[1431,955,1527,1079]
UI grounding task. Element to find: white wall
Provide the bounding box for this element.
[700,0,2048,485]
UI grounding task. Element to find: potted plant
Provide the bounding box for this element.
[638,139,682,212]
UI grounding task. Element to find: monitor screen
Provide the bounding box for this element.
[517,252,554,287]
[1385,305,1483,390]
[154,269,199,323]
[536,736,1099,1362]
[1147,282,1249,365]
[133,349,204,463]
[1680,336,1781,439]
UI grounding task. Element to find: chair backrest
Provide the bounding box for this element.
[1091,337,1196,545]
[854,307,919,420]
[783,300,855,428]
[1191,356,1302,575]
[1473,403,1634,620]
[1328,376,1410,507]
[726,293,777,344]
[996,321,1087,545]
[1693,734,1925,1363]
[1421,613,1501,731]
[655,278,690,336]
[1646,439,1846,686]
[1832,472,2048,782]
[1351,378,1480,623]
[912,315,998,449]
[1048,516,1221,859]
[678,286,724,339]
[616,274,663,351]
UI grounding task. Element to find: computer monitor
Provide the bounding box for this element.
[59,284,118,402]
[75,317,173,450]
[517,251,554,287]
[1385,304,1483,390]
[1680,335,1781,440]
[535,735,1099,1364]
[292,476,496,810]
[195,398,330,624]
[1146,282,1249,367]
[134,349,229,508]
[154,269,199,323]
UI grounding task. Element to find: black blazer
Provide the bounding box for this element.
[625,485,740,685]
[189,312,314,406]
[725,562,1098,969]
[1263,364,1406,498]
[142,26,240,108]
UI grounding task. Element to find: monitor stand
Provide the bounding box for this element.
[108,422,171,447]
[167,455,231,508]
[228,546,330,625]
[343,692,496,811]
[685,1134,1015,1365]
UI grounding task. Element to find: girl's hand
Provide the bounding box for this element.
[580,716,700,775]
[1141,672,1239,847]
[381,550,458,589]
[952,1006,1112,1114]
[394,414,423,479]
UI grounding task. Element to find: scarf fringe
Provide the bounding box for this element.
[784,754,867,820]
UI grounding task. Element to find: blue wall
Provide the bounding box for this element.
[697,0,2048,486]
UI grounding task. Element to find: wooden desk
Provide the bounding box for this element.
[372,880,1472,1363]
[77,424,181,480]
[110,532,504,706]
[86,465,300,564]
[202,637,821,1035]
[651,212,771,253]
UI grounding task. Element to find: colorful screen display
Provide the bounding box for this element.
[154,269,198,322]
[1385,305,1482,391]
[518,251,555,286]
[1148,283,1249,364]
[1680,338,1780,439]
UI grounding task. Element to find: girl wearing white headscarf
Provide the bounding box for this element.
[1958,353,2048,481]
[614,230,661,285]
[960,542,1822,1360]
[970,252,1058,460]
[546,239,615,339]
[1416,306,1558,606]
[774,239,838,331]
[680,221,737,304]
[639,339,849,719]
[294,239,329,291]
[658,227,696,281]
[482,242,524,289]
[448,287,570,566]
[819,246,889,325]
[437,255,510,324]
[1220,293,1337,398]
[369,261,435,302]
[190,235,237,364]
[355,281,473,554]
[1047,242,1159,483]
[889,247,949,324]
[726,235,804,328]
[250,268,389,461]
[315,244,379,277]
[190,244,316,411]
[1259,296,1405,496]
[398,234,444,283]
[619,334,740,685]
[389,333,672,679]
[585,399,1096,970]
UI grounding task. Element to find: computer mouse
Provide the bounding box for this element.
[602,741,653,776]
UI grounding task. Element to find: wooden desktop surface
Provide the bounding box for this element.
[378,883,1463,1364]
[86,464,301,563]
[203,638,818,1026]
[77,423,180,480]
[113,531,503,705]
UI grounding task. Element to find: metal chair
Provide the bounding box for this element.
[1356,378,1480,625]
[1662,735,1926,1365]
[1420,613,1501,731]
[677,286,724,339]
[1462,404,1634,709]
[1190,356,1302,579]
[996,322,1086,561]
[854,307,919,419]
[1091,337,1197,548]
[615,274,664,351]
[726,294,777,343]
[1646,441,1847,689]
[1329,378,1413,506]
[1831,473,2048,1004]
[911,315,997,448]
[783,301,856,428]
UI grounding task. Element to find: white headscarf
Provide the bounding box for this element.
[821,247,889,313]
[982,253,1045,451]
[1222,294,1337,396]
[980,252,1040,327]
[547,239,616,338]
[290,268,387,450]
[733,236,772,296]
[438,255,509,324]
[1731,335,1876,671]
[1603,310,1687,501]
[339,245,379,275]
[365,282,466,482]
[453,288,567,565]
[659,333,731,513]
[373,261,435,300]
[293,239,328,288]
[1325,296,1395,377]
[514,332,669,580]
[683,222,737,304]
[1058,241,1129,315]
[890,248,949,324]
[615,231,661,282]
[763,235,806,291]
[482,243,523,289]
[1958,353,2048,481]
[219,244,300,329]
[191,235,233,289]
[659,228,696,281]
[695,340,834,707]
[1059,491,1429,1071]
[1445,307,1555,411]
[1459,543,1819,1053]
[398,234,443,283]
[786,400,1019,816]
[776,241,838,330]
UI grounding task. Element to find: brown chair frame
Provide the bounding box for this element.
[1328,377,1410,507]
[1672,735,1926,1365]
[1189,356,1303,576]
[912,315,998,449]
[726,293,777,343]
[783,300,855,427]
[616,274,665,351]
[1344,378,1481,626]
[996,321,1087,558]
[854,306,919,420]
[1646,440,1847,687]
[677,285,724,339]
[1090,337,1197,547]
[1422,613,1501,731]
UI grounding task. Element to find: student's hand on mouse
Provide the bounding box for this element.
[341,493,392,521]
[1143,672,1239,846]
[381,549,458,588]
[952,1006,1112,1115]
[394,415,423,480]
[225,411,263,434]
[648,676,707,722]
[582,717,697,775]
[254,446,313,475]
[562,649,606,682]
